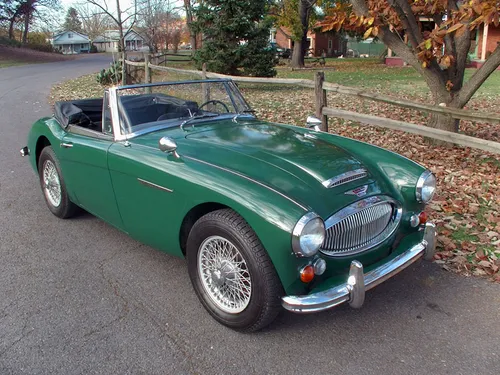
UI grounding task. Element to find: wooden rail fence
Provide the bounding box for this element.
[124,55,500,155]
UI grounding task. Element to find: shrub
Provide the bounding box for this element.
[89,44,98,53]
[97,61,122,85]
[27,43,55,53]
[0,36,22,48]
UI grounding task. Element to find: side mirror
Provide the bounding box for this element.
[306,115,322,131]
[159,136,179,157]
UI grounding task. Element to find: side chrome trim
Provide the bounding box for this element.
[137,178,173,193]
[282,238,430,313]
[322,168,368,189]
[184,156,308,211]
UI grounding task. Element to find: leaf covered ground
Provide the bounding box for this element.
[50,59,500,280]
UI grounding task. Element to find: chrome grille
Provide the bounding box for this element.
[321,198,401,256]
[322,169,368,189]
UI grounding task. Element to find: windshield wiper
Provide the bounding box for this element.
[180,113,219,131]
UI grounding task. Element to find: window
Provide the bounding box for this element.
[68,33,73,39]
[328,39,333,49]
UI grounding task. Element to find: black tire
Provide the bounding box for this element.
[38,146,78,219]
[187,209,284,332]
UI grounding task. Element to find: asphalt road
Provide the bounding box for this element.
[0,55,499,375]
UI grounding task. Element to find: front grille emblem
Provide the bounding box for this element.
[345,185,368,197]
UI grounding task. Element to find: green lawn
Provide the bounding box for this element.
[163,57,500,100]
[0,60,27,68]
[274,58,500,99]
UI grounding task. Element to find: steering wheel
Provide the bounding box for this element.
[198,100,230,113]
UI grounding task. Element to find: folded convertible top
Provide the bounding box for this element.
[54,98,103,128]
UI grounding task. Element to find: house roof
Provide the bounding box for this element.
[53,30,90,42]
[94,29,145,43]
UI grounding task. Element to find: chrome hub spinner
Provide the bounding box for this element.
[198,236,252,314]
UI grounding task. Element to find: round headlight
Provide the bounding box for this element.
[292,213,325,257]
[416,170,436,203]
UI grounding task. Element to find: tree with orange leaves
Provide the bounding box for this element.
[318,0,500,133]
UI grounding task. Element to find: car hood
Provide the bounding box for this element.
[185,121,365,184]
[132,119,392,216]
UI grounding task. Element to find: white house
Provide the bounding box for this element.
[51,31,90,54]
[93,29,147,53]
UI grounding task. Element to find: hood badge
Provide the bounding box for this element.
[345,185,369,197]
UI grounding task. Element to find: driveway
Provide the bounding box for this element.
[0,55,499,375]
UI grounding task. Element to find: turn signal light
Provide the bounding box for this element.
[418,211,428,225]
[300,265,315,283]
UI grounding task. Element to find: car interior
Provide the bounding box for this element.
[54,98,104,132]
[54,94,200,136]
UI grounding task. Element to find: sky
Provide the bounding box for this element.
[52,0,184,29]
[47,0,152,31]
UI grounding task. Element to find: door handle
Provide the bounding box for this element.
[60,142,73,148]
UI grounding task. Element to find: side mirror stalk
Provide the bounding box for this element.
[306,115,322,132]
[159,136,180,158]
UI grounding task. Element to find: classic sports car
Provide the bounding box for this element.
[22,79,437,332]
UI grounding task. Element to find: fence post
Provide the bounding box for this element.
[125,60,130,84]
[144,53,152,84]
[144,53,152,93]
[315,71,328,132]
[202,63,210,103]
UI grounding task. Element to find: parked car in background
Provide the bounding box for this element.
[276,47,291,59]
[22,79,437,332]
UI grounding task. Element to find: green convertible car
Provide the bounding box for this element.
[22,79,437,331]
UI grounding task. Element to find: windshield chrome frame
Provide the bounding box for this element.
[110,79,253,142]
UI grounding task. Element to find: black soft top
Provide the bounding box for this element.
[54,98,103,128]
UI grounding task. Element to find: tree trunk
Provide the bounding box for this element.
[184,0,197,51]
[115,0,127,85]
[428,113,459,133]
[291,42,304,68]
[8,18,15,39]
[290,0,311,68]
[21,0,35,44]
[426,88,460,145]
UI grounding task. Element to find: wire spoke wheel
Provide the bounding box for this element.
[43,160,62,207]
[198,235,252,314]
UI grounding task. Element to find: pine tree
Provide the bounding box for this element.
[62,7,82,33]
[192,0,276,77]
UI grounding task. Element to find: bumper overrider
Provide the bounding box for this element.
[282,222,437,313]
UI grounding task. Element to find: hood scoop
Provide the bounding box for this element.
[322,168,368,189]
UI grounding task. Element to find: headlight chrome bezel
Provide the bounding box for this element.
[292,212,326,257]
[416,170,436,203]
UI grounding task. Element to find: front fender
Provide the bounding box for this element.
[27,117,66,173]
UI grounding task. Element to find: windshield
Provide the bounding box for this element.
[116,80,253,136]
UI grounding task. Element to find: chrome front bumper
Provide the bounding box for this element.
[282,223,437,313]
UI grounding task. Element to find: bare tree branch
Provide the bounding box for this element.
[454,44,500,107]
